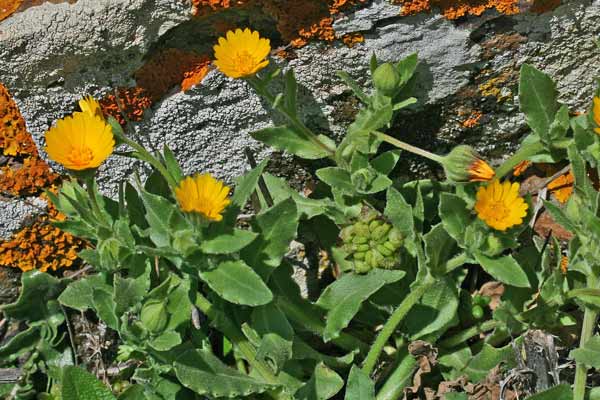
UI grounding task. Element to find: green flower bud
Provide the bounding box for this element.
[377,244,393,257]
[373,63,401,96]
[388,229,404,246]
[354,261,372,274]
[140,300,169,333]
[471,305,484,320]
[369,219,383,232]
[371,224,391,241]
[441,145,495,183]
[383,241,398,252]
[353,251,366,260]
[352,235,368,244]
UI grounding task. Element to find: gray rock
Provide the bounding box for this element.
[0,197,47,240]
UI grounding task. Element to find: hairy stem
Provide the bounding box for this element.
[373,131,444,164]
[375,345,417,400]
[494,141,545,180]
[574,307,598,400]
[362,278,434,375]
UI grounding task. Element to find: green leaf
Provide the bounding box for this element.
[162,144,183,183]
[59,275,111,312]
[519,64,560,144]
[1,271,63,321]
[384,187,414,239]
[62,366,116,400]
[371,150,401,175]
[525,384,572,400]
[114,275,147,316]
[424,224,457,276]
[337,71,370,104]
[174,349,277,397]
[569,335,600,368]
[346,103,393,154]
[252,126,331,160]
[316,167,356,194]
[284,69,298,113]
[344,366,374,400]
[462,342,516,382]
[200,260,273,306]
[438,193,470,245]
[474,253,530,288]
[292,338,357,369]
[241,198,299,280]
[396,53,418,88]
[93,289,119,330]
[544,200,577,233]
[403,276,459,340]
[140,190,176,248]
[125,182,148,229]
[567,288,600,309]
[295,363,344,400]
[148,331,182,351]
[251,303,294,373]
[0,326,41,361]
[200,228,258,254]
[224,158,269,225]
[317,269,405,342]
[549,104,570,141]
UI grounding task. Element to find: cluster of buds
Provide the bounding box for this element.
[340,212,403,273]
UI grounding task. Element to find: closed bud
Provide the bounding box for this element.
[373,63,401,96]
[441,145,495,183]
[140,300,169,333]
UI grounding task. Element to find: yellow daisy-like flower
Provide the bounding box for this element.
[175,173,231,221]
[593,96,600,135]
[78,96,104,119]
[474,179,528,231]
[213,28,271,79]
[45,109,114,171]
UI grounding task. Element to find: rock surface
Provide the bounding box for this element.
[0,0,599,240]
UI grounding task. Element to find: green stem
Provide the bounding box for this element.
[438,320,499,349]
[117,134,178,189]
[375,345,417,400]
[494,141,545,180]
[373,131,444,164]
[194,294,284,395]
[247,78,335,158]
[276,297,369,354]
[574,307,598,400]
[84,176,106,224]
[362,279,434,375]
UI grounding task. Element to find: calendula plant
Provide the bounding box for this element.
[1,27,600,400]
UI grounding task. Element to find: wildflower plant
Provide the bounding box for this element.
[2,28,600,400]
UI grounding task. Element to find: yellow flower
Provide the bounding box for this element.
[175,173,231,221]
[78,96,103,119]
[213,28,271,79]
[593,96,600,135]
[474,179,528,231]
[45,110,114,171]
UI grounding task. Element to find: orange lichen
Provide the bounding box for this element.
[513,160,532,177]
[99,87,153,125]
[0,0,22,22]
[395,0,559,19]
[0,83,38,157]
[192,0,251,16]
[547,170,574,204]
[461,110,483,128]
[0,199,85,273]
[342,32,364,48]
[0,157,59,196]
[135,49,212,101]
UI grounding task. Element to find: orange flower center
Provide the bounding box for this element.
[67,146,94,168]
[232,51,256,75]
[486,201,511,223]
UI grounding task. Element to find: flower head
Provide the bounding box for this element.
[79,96,104,119]
[547,170,574,204]
[512,160,531,177]
[592,96,600,135]
[45,109,114,171]
[175,173,231,221]
[213,28,271,79]
[474,179,528,231]
[442,145,495,182]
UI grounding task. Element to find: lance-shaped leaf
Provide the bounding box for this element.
[140,190,176,248]
[519,64,560,144]
[474,253,530,288]
[250,303,294,373]
[316,269,405,342]
[344,366,375,400]
[200,228,258,254]
[569,335,600,369]
[200,260,273,306]
[174,349,277,398]
[295,363,344,400]
[62,366,116,400]
[252,126,332,160]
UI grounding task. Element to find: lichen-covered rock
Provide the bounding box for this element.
[0,0,599,243]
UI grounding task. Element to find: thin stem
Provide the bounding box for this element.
[494,141,545,180]
[373,131,444,164]
[247,78,335,158]
[193,294,280,386]
[84,177,105,224]
[118,134,178,189]
[275,297,369,354]
[438,320,499,349]
[574,307,598,400]
[375,345,417,400]
[362,279,434,375]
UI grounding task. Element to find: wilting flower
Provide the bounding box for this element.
[512,160,531,177]
[474,179,528,231]
[213,28,271,79]
[78,96,104,119]
[175,173,231,221]
[45,108,114,171]
[442,145,495,182]
[592,96,600,135]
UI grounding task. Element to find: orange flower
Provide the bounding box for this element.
[468,159,496,182]
[547,170,574,204]
[593,96,600,135]
[512,160,532,177]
